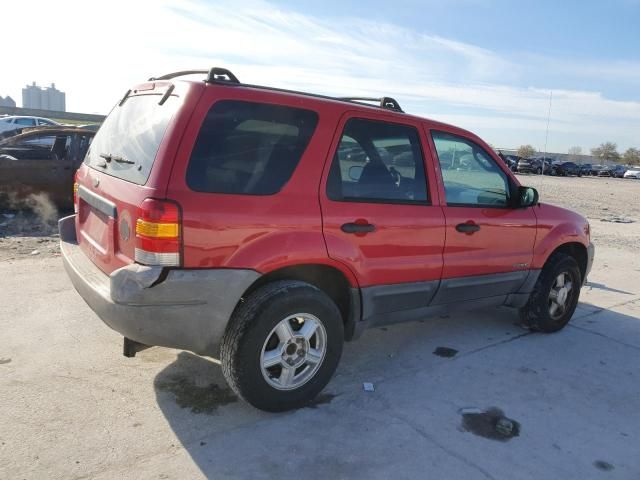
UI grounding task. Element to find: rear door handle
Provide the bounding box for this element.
[341,222,376,234]
[456,223,480,233]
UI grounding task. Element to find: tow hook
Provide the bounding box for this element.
[123,337,151,358]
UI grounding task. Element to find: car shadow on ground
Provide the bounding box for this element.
[584,281,634,295]
[152,299,640,479]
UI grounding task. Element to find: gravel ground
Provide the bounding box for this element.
[1,175,638,260]
[516,174,640,251]
[0,211,61,261]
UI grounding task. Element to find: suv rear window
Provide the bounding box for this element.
[84,93,180,185]
[186,100,318,195]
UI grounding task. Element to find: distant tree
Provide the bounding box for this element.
[591,142,620,164]
[567,146,582,160]
[517,144,536,159]
[622,147,640,166]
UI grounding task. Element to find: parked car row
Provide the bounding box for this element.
[511,157,638,179]
[516,157,552,174]
[624,167,640,179]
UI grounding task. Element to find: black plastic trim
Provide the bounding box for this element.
[341,223,376,234]
[345,287,363,341]
[358,270,540,327]
[431,270,529,305]
[361,280,440,325]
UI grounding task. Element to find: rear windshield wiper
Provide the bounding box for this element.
[99,152,135,165]
[112,155,134,164]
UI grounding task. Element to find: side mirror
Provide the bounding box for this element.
[517,186,539,208]
[348,165,363,181]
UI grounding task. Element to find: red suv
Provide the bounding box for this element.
[60,68,594,412]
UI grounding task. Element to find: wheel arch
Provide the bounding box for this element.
[546,242,588,281]
[236,263,362,341]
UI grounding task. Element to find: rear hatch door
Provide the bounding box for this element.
[76,81,198,275]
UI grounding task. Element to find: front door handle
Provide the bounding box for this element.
[456,222,480,233]
[341,222,376,234]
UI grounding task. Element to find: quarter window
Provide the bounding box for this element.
[431,131,511,207]
[327,118,428,204]
[186,101,318,195]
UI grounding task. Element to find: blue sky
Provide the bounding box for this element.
[2,0,639,153]
[278,0,640,100]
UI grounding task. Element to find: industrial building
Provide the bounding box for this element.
[22,82,66,111]
[0,95,16,108]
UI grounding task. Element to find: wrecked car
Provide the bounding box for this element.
[0,126,96,209]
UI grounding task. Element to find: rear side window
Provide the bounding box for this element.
[186,101,318,195]
[84,94,180,185]
[326,118,428,204]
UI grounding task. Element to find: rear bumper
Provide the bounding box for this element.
[59,215,260,356]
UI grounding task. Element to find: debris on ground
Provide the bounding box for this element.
[600,216,634,224]
[460,407,521,441]
[495,417,516,436]
[593,460,615,471]
[459,407,483,415]
[363,382,375,392]
[433,346,458,358]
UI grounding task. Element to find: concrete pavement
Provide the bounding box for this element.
[1,245,639,479]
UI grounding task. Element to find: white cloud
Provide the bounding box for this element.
[1,0,638,151]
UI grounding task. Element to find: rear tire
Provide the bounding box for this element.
[519,253,581,333]
[221,280,344,412]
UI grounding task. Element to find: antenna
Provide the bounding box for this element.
[541,90,553,175]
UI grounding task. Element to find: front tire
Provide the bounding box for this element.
[221,280,344,412]
[520,253,581,333]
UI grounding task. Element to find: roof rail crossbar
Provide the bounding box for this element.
[206,67,240,84]
[338,96,404,113]
[148,67,240,84]
[148,70,209,81]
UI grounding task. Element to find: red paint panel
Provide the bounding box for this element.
[167,85,345,278]
[531,203,590,269]
[319,111,445,287]
[439,206,537,278]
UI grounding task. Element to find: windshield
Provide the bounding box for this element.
[84,93,180,185]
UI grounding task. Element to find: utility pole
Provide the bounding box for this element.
[542,90,553,175]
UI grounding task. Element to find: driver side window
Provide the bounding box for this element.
[431,131,510,207]
[327,118,428,204]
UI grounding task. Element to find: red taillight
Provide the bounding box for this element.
[73,171,79,213]
[135,199,181,266]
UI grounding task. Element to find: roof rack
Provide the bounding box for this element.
[147,67,405,112]
[337,97,404,113]
[148,67,240,84]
